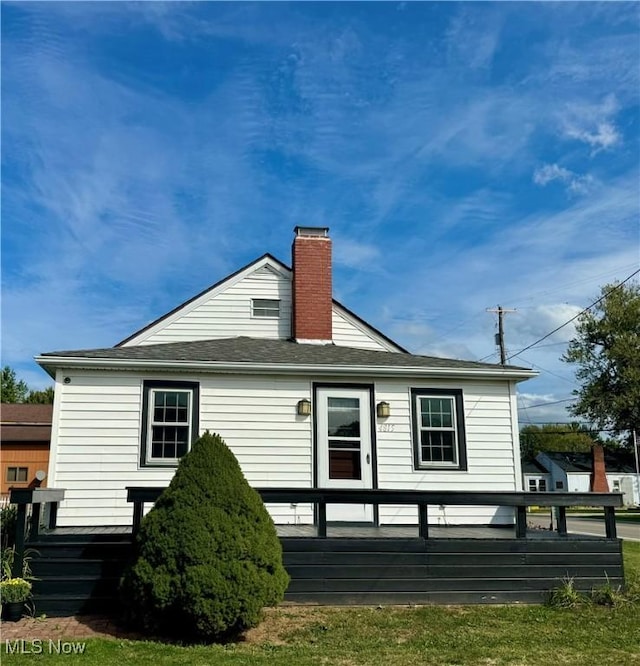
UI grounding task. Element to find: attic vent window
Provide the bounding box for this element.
[252,299,280,318]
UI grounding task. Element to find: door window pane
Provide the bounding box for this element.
[329,450,362,480]
[327,397,360,437]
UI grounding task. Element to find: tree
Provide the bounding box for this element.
[0,366,54,404]
[25,387,55,404]
[562,280,640,442]
[120,431,289,642]
[520,423,601,459]
[1,367,29,403]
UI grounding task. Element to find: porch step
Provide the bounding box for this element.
[31,559,126,578]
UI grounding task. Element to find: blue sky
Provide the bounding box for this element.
[2,2,639,426]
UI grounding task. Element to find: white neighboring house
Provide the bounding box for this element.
[521,459,551,493]
[536,450,640,506]
[36,227,536,528]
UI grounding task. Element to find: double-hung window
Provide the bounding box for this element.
[528,479,547,492]
[411,388,467,471]
[141,381,199,467]
[252,299,280,318]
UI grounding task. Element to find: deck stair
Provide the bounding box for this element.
[27,531,132,616]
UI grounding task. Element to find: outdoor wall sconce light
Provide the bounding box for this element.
[376,401,390,418]
[297,399,312,416]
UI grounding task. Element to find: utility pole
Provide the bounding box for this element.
[634,429,640,505]
[487,306,517,365]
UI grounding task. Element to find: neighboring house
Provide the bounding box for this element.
[1,404,52,496]
[521,458,551,493]
[36,227,536,528]
[536,449,640,506]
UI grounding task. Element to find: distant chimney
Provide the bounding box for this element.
[590,445,609,493]
[292,227,332,343]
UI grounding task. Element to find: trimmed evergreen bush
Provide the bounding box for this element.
[120,431,289,642]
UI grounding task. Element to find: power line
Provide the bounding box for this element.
[510,353,576,385]
[520,398,575,409]
[518,424,622,433]
[506,269,640,361]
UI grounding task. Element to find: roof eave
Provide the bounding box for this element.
[35,355,538,381]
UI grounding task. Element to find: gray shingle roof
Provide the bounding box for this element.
[521,459,549,474]
[40,336,531,372]
[542,451,638,474]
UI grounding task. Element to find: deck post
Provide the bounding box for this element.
[132,501,144,536]
[30,502,41,539]
[48,502,59,529]
[418,504,429,539]
[13,504,27,578]
[317,502,327,538]
[556,507,568,536]
[515,506,527,539]
[604,506,617,539]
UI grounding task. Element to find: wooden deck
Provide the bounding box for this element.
[12,486,625,615]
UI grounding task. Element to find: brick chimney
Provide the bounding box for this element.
[590,445,609,492]
[291,226,332,344]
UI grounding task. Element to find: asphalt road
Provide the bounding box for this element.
[527,514,640,541]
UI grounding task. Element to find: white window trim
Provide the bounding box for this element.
[416,394,459,468]
[146,388,193,465]
[251,298,281,318]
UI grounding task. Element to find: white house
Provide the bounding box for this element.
[536,450,640,506]
[36,227,536,528]
[521,458,551,493]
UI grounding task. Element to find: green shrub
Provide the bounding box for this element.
[0,577,31,603]
[590,576,628,607]
[1,546,37,581]
[547,576,586,608]
[1,505,17,549]
[120,431,289,642]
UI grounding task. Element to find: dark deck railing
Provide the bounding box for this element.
[125,487,623,540]
[8,488,65,577]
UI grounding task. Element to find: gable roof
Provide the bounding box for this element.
[116,253,407,353]
[521,458,549,475]
[540,451,638,475]
[37,336,535,380]
[1,404,53,443]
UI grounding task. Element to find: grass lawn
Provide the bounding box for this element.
[611,514,640,524]
[3,543,639,666]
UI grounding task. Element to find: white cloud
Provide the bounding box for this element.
[333,238,381,270]
[565,121,620,151]
[446,8,502,70]
[559,94,622,153]
[517,392,577,426]
[533,163,595,195]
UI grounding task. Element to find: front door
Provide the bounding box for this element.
[316,387,374,522]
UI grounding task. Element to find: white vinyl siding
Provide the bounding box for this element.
[331,308,400,352]
[50,370,522,528]
[50,371,314,526]
[373,379,519,525]
[137,265,293,344]
[121,259,403,352]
